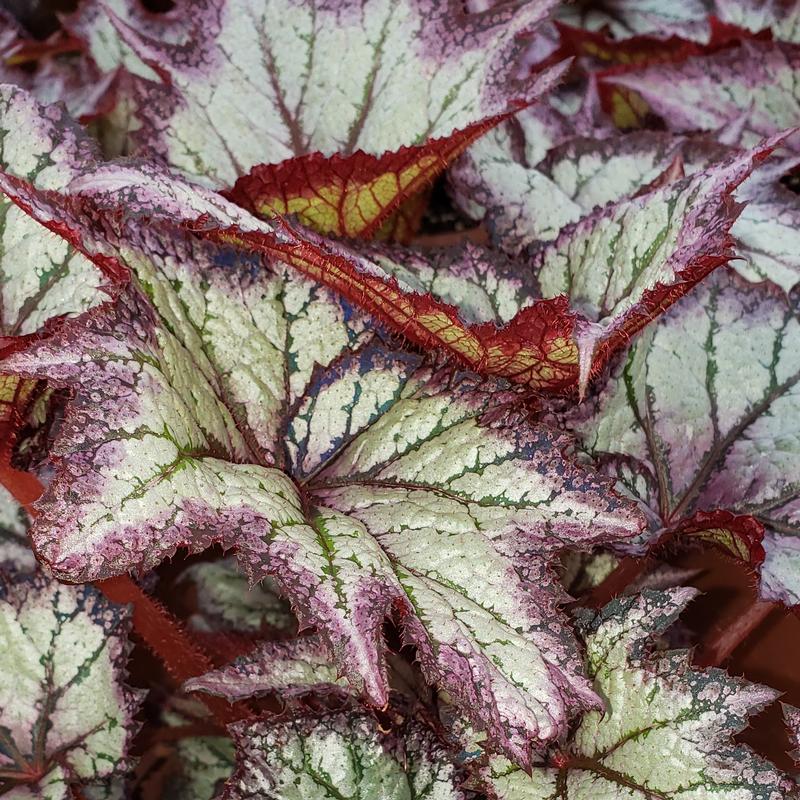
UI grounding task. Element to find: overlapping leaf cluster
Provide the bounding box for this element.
[0,1,798,798]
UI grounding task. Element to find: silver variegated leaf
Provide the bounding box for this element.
[72,0,564,186]
[0,483,34,572]
[1,223,643,764]
[568,267,800,603]
[178,558,295,635]
[0,572,143,799]
[225,713,462,800]
[185,635,349,703]
[482,589,790,800]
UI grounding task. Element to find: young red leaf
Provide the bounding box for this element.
[480,589,791,799]
[555,21,707,68]
[0,84,587,391]
[225,120,523,240]
[225,713,462,800]
[66,0,569,240]
[0,572,144,798]
[567,268,800,604]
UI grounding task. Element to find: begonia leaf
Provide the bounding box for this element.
[783,703,800,767]
[78,0,565,186]
[601,41,800,151]
[178,558,295,635]
[568,268,800,603]
[0,572,143,798]
[185,636,348,703]
[168,735,235,800]
[0,482,34,572]
[0,85,587,391]
[481,589,791,800]
[714,0,800,42]
[0,201,645,765]
[395,137,784,393]
[555,0,712,40]
[225,713,462,800]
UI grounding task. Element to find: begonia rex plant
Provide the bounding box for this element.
[0,1,798,798]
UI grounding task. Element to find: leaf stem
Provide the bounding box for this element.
[582,556,650,609]
[695,598,779,667]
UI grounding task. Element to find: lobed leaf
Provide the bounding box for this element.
[3,80,785,398]
[78,0,564,188]
[0,87,113,438]
[483,589,790,800]
[225,713,462,800]
[0,84,587,391]
[535,132,800,293]
[0,572,143,798]
[417,135,784,393]
[530,139,776,391]
[0,202,645,764]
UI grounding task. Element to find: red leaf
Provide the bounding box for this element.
[226,116,513,241]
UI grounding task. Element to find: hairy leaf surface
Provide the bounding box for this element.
[226,126,514,240]
[74,0,566,239]
[0,88,112,440]
[0,206,644,763]
[185,636,348,702]
[0,573,143,798]
[226,713,462,800]
[483,589,789,799]
[0,85,589,391]
[398,138,781,392]
[539,133,800,292]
